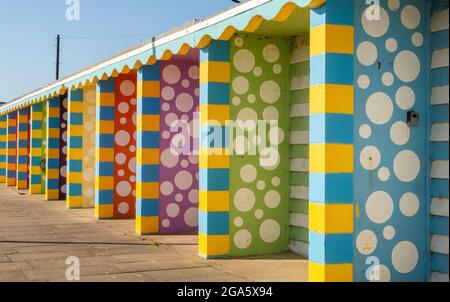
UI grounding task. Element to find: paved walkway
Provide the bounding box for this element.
[0,185,307,282]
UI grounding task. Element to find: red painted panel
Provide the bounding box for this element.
[113,73,137,219]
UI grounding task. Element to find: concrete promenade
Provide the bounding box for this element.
[0,185,307,282]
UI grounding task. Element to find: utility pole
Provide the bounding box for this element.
[56,34,61,80]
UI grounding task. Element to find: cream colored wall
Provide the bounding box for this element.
[81,86,96,208]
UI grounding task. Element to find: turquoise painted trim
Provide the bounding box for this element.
[136,62,161,226]
[310,54,354,85]
[199,211,230,235]
[310,0,353,27]
[309,231,353,264]
[309,172,353,204]
[431,142,449,159]
[431,253,449,274]
[309,113,353,144]
[431,216,449,236]
[200,125,230,148]
[432,30,449,49]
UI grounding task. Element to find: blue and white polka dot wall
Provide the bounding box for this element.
[354,0,429,282]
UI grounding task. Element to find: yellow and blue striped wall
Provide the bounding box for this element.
[67,88,84,208]
[45,97,61,200]
[16,107,30,190]
[81,86,96,208]
[29,103,43,194]
[135,63,161,235]
[0,115,6,183]
[95,78,115,219]
[6,112,17,187]
[308,0,354,282]
[198,40,231,259]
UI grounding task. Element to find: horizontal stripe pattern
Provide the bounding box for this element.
[0,115,6,183]
[6,112,17,187]
[308,0,354,282]
[198,40,230,259]
[45,97,60,200]
[95,79,115,219]
[67,89,84,208]
[16,108,29,190]
[430,1,449,282]
[29,103,43,194]
[136,63,160,235]
[289,34,310,257]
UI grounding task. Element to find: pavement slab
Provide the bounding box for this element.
[0,185,307,282]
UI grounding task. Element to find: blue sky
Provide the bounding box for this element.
[0,0,235,102]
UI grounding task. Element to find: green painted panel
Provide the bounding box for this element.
[290,144,308,158]
[290,172,308,187]
[290,61,309,77]
[290,89,309,104]
[290,117,309,131]
[229,34,290,256]
[289,226,308,243]
[289,199,308,215]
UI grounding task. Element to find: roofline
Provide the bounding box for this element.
[1,0,323,113]
[2,0,271,110]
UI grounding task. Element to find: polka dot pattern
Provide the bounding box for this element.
[81,87,96,207]
[354,0,426,282]
[159,52,199,233]
[113,74,137,218]
[59,95,68,199]
[230,35,288,256]
[40,103,47,193]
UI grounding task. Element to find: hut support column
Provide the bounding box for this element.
[135,63,161,235]
[45,97,61,200]
[308,0,355,282]
[67,88,84,208]
[29,103,43,194]
[16,108,29,190]
[0,115,6,183]
[198,40,231,259]
[6,112,17,187]
[95,79,115,219]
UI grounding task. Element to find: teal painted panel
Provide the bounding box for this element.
[353,0,429,282]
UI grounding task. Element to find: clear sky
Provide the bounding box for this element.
[0,0,236,102]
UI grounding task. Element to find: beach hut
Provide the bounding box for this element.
[0,0,448,282]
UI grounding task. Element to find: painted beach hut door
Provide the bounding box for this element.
[230,35,290,256]
[41,103,47,193]
[354,0,429,281]
[114,73,137,218]
[159,51,200,233]
[60,94,68,199]
[45,94,68,200]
